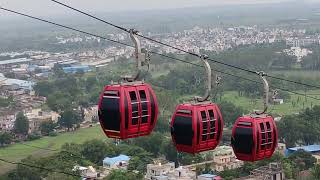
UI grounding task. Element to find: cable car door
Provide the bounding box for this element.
[198,108,210,149]
[136,86,150,133]
[127,88,140,135]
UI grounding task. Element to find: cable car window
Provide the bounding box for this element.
[208,110,215,139]
[266,122,271,130]
[139,90,148,124]
[266,122,272,148]
[130,91,137,101]
[173,115,193,146]
[234,127,253,154]
[139,90,147,100]
[100,96,120,131]
[201,111,208,141]
[260,123,265,131]
[130,91,138,125]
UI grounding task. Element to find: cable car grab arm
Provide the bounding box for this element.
[196,55,212,102]
[122,29,144,82]
[254,71,269,115]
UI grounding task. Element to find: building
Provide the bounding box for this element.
[312,154,320,164]
[103,154,130,169]
[146,162,175,179]
[83,106,98,122]
[0,73,35,91]
[235,163,284,180]
[63,65,91,74]
[286,144,320,156]
[73,165,98,180]
[0,114,15,131]
[283,47,313,62]
[0,58,33,66]
[211,146,244,172]
[198,174,222,180]
[145,162,196,180]
[273,99,284,105]
[286,37,319,47]
[25,108,59,133]
[276,143,286,155]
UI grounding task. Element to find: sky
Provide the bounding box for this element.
[0,0,318,18]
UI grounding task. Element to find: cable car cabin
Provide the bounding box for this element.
[170,103,223,154]
[231,115,278,162]
[98,82,158,139]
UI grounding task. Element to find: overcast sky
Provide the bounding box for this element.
[0,0,318,20]
[0,0,317,15]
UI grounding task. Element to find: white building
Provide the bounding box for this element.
[283,47,312,62]
[73,165,98,179]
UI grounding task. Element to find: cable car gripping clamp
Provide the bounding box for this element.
[122,29,150,82]
[254,71,269,115]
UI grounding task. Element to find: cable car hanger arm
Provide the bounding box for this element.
[254,71,269,115]
[122,29,149,82]
[196,55,211,102]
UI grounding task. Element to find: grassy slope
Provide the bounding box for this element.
[221,90,320,115]
[0,125,107,175]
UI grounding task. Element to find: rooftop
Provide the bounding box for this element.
[0,73,35,90]
[103,154,130,166]
[0,58,33,65]
[288,145,320,152]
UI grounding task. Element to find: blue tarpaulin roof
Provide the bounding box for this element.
[288,145,320,152]
[286,145,320,157]
[63,65,91,73]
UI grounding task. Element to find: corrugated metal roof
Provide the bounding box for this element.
[288,145,320,152]
[0,73,34,90]
[0,58,33,65]
[103,154,130,166]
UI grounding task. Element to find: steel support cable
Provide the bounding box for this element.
[0,7,319,101]
[49,0,320,89]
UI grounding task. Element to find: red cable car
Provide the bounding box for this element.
[98,29,158,139]
[170,55,224,154]
[231,72,278,162]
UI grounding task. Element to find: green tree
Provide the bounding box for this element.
[58,109,82,130]
[12,157,42,180]
[131,132,164,156]
[289,150,316,171]
[0,97,10,107]
[0,132,13,146]
[81,140,117,165]
[53,63,65,78]
[14,112,29,135]
[47,92,73,112]
[160,140,178,162]
[104,170,143,180]
[39,121,56,135]
[46,173,77,180]
[33,81,53,97]
[312,164,320,180]
[218,101,247,127]
[282,160,295,179]
[128,154,153,173]
[179,153,204,166]
[219,168,241,180]
[277,106,320,147]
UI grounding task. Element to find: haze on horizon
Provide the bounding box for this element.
[0,0,318,19]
